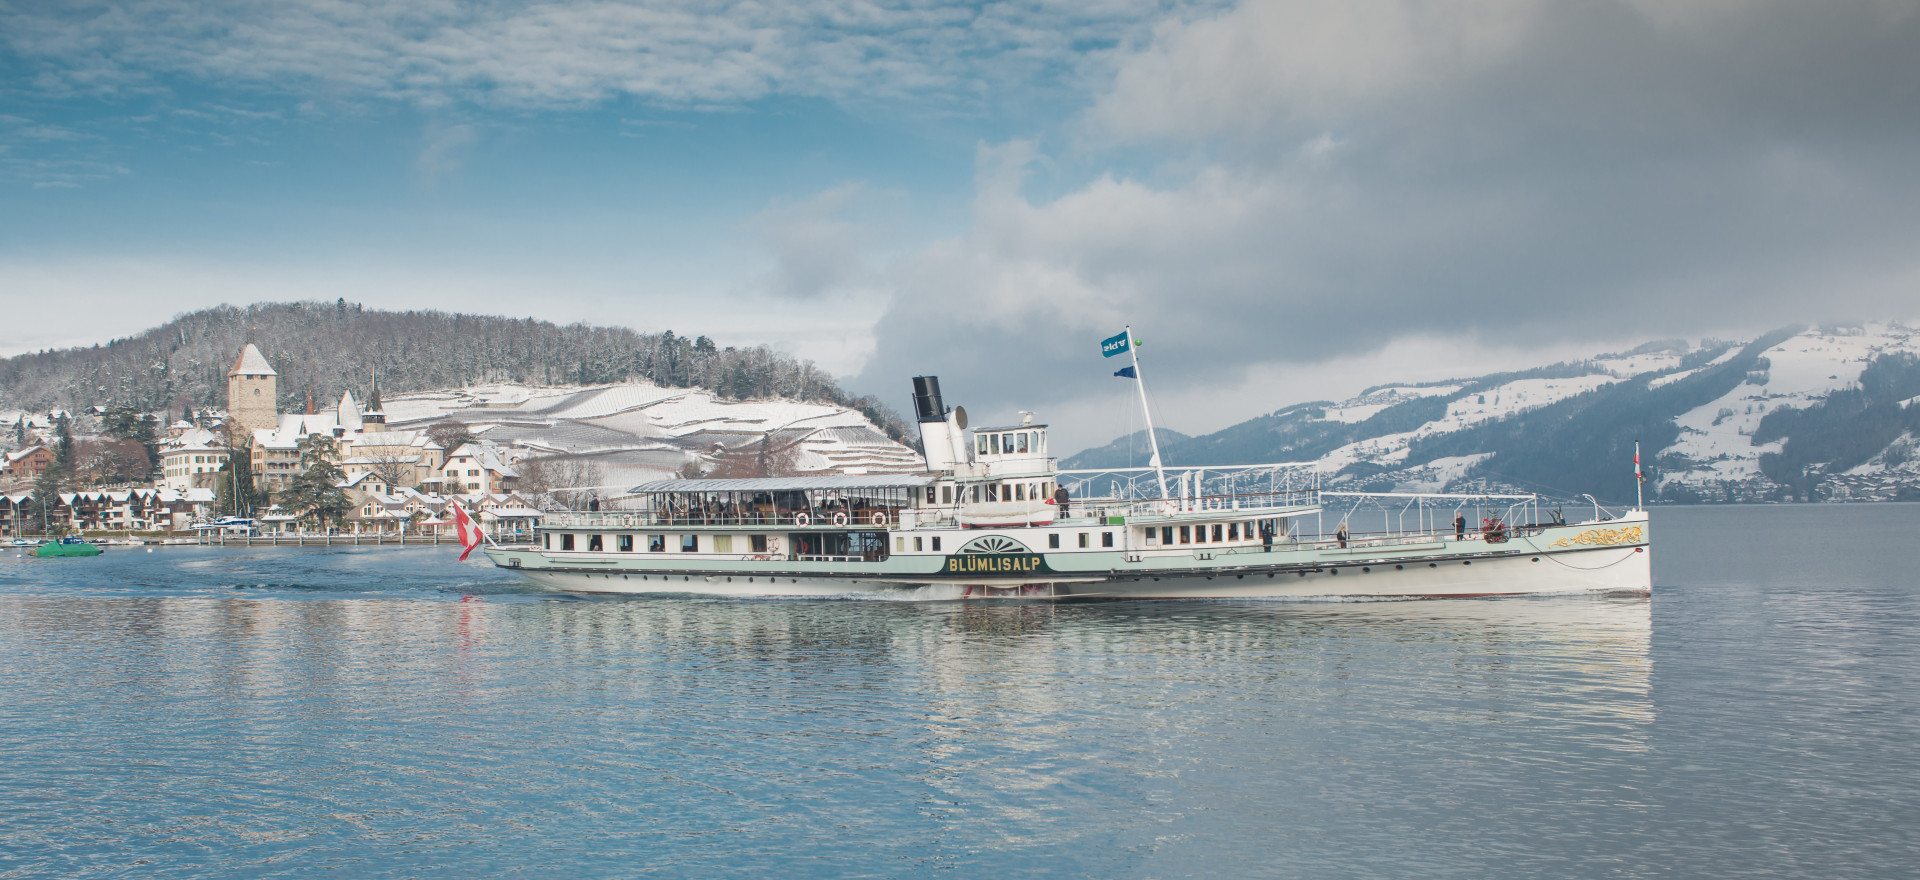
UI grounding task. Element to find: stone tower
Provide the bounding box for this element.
[226,343,279,442]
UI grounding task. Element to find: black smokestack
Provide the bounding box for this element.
[911,376,945,423]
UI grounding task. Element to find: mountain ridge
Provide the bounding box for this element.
[1066,323,1920,503]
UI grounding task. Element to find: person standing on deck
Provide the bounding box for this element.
[1454,513,1466,540]
[1336,522,1349,549]
[1053,485,1071,518]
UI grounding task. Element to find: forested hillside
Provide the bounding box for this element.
[0,300,908,439]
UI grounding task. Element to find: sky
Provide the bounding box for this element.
[4,0,1919,452]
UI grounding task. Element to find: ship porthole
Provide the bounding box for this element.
[727,577,732,582]
[1267,573,1274,578]
[1463,561,1471,566]
[1236,574,1243,579]
[1531,557,1539,562]
[1396,564,1403,570]
[1299,571,1307,577]
[1429,563,1437,568]
[1331,569,1338,575]
[1362,567,1370,573]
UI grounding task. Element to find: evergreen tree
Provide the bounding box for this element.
[30,464,65,535]
[53,415,73,473]
[280,433,350,529]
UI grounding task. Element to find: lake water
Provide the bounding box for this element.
[2,504,1916,878]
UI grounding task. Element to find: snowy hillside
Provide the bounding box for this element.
[384,381,923,488]
[1066,323,1920,503]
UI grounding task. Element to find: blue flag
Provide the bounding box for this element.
[1113,366,1137,379]
[1100,331,1130,358]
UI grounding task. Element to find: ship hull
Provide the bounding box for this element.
[488,516,1651,601]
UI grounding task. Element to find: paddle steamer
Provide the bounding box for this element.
[484,370,1651,599]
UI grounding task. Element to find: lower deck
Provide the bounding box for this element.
[485,512,1651,599]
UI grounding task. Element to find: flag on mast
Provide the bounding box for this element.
[450,502,485,562]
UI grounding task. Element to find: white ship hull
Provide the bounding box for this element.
[499,519,1650,601]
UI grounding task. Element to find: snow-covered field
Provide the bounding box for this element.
[382,381,920,484]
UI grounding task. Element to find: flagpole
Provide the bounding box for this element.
[1125,325,1172,505]
[1634,440,1643,510]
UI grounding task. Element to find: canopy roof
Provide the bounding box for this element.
[628,474,934,494]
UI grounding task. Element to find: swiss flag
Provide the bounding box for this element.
[450,502,486,561]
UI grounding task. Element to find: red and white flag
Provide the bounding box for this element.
[1634,444,1644,482]
[450,502,486,561]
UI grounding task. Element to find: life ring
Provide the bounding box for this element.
[793,512,811,527]
[870,512,886,526]
[621,515,633,528]
[832,511,849,527]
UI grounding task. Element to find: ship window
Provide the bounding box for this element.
[926,487,936,503]
[1015,484,1024,501]
[1078,532,1089,548]
[714,535,732,553]
[562,534,575,551]
[751,535,768,553]
[914,537,923,551]
[941,486,952,504]
[1049,533,1060,549]
[1003,434,1016,454]
[1017,433,1029,453]
[1213,524,1224,542]
[649,534,665,552]
[588,534,603,552]
[931,536,942,552]
[619,534,634,552]
[1161,526,1174,545]
[543,533,551,549]
[1229,522,1240,541]
[987,484,999,502]
[681,535,698,552]
[977,435,989,456]
[1179,526,1191,544]
[895,537,905,553]
[1103,532,1114,547]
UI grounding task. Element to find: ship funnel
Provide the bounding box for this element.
[911,376,965,472]
[911,376,945,423]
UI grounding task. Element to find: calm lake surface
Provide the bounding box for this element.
[3,504,1917,878]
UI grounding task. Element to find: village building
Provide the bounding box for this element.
[159,428,229,491]
[4,446,53,480]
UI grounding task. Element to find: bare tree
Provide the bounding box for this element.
[516,454,607,509]
[364,452,418,490]
[706,434,806,479]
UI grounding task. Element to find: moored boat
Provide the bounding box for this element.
[35,537,103,557]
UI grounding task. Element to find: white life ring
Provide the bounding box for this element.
[870,512,886,526]
[793,512,811,527]
[621,515,634,528]
[832,511,849,527]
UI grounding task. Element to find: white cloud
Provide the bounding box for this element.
[2,0,1188,112]
[1091,0,1544,140]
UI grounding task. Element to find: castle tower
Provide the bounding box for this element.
[226,344,279,442]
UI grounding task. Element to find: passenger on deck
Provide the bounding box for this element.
[1053,486,1071,517]
[1454,513,1466,540]
[1336,522,1349,549]
[1261,521,1274,552]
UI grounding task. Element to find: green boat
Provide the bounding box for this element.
[36,538,103,557]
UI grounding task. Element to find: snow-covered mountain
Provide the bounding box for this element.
[1065,323,1920,503]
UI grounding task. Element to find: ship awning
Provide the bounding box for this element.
[626,474,936,494]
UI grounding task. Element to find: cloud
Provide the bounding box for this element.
[853,0,1920,450]
[1,0,1187,113]
[746,184,875,299]
[413,122,475,188]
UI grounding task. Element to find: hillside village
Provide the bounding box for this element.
[1,343,920,537]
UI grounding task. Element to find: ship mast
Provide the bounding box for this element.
[1124,325,1173,506]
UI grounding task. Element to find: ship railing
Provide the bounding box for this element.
[540,510,902,529]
